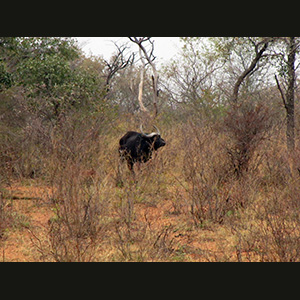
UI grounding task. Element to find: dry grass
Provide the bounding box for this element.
[1,104,300,262]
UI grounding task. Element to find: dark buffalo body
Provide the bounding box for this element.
[119,126,166,171]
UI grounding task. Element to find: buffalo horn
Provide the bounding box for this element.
[140,124,146,136]
[140,124,160,138]
[153,125,160,136]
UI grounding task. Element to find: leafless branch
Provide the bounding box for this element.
[128,37,159,117]
[129,37,156,65]
[104,42,135,94]
[275,74,288,110]
[232,38,271,103]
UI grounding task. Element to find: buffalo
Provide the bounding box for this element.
[119,125,166,171]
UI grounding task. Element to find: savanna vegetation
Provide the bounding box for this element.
[1,37,300,261]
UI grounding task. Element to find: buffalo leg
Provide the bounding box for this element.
[127,160,134,173]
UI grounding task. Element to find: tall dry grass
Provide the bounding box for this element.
[2,100,300,261]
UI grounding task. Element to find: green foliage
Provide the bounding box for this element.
[0,37,110,120]
[0,62,13,90]
[17,52,73,95]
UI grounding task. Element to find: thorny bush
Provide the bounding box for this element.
[223,101,273,179]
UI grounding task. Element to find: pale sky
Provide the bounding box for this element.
[75,37,181,65]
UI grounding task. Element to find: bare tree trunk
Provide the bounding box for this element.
[129,37,159,118]
[151,68,159,117]
[286,37,296,151]
[138,47,148,113]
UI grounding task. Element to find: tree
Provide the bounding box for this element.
[208,37,273,104]
[8,37,104,121]
[161,37,224,120]
[231,38,271,103]
[211,37,299,152]
[286,37,296,151]
[0,37,26,91]
[275,37,298,151]
[129,37,159,118]
[103,42,135,98]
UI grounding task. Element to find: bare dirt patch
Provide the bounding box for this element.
[0,181,236,262]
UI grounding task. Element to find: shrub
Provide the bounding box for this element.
[223,101,273,178]
[232,182,300,262]
[48,168,108,262]
[181,121,236,225]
